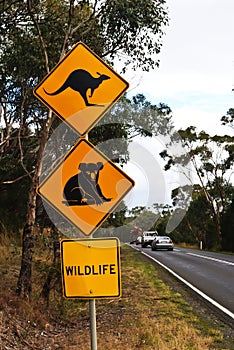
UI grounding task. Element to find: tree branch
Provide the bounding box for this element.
[27,0,50,73]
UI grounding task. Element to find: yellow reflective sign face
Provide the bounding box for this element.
[37,139,134,236]
[33,42,129,135]
[61,238,121,299]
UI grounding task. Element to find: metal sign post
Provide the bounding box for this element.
[89,298,98,350]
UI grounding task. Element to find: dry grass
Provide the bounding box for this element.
[61,246,233,350]
[0,244,233,349]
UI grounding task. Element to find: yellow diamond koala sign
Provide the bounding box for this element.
[37,139,134,236]
[61,238,121,299]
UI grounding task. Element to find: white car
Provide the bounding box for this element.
[151,236,174,251]
[141,231,158,248]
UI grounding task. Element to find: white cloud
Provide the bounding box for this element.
[123,0,234,136]
[171,106,233,136]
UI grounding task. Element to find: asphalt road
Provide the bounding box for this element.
[134,245,234,320]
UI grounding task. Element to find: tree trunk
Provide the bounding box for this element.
[213,205,222,249]
[17,112,53,299]
[16,176,37,298]
[40,226,60,306]
[191,156,222,248]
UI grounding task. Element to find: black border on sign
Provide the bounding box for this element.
[33,42,129,136]
[37,138,135,236]
[60,237,121,299]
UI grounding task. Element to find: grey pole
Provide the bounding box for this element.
[89,228,97,350]
[86,131,97,350]
[89,298,98,350]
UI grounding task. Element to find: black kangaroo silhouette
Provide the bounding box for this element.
[43,69,110,106]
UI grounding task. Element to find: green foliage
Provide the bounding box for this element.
[221,108,234,130]
[97,0,169,71]
[221,198,234,252]
[0,126,38,232]
[89,94,172,167]
[1,0,169,72]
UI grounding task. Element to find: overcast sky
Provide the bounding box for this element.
[123,0,234,210]
[125,0,234,136]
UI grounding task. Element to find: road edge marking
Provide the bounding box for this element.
[186,252,234,266]
[136,248,234,320]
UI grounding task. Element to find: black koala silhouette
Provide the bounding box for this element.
[43,69,110,107]
[63,162,111,206]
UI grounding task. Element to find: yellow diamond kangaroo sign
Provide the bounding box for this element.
[33,42,129,136]
[61,238,121,299]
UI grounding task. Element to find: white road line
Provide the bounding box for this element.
[186,252,234,266]
[141,250,234,321]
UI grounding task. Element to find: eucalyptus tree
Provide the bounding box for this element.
[0,0,169,298]
[221,108,234,130]
[161,125,234,249]
[172,185,217,248]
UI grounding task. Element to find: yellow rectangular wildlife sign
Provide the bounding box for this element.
[33,42,129,136]
[60,238,121,299]
[37,138,135,236]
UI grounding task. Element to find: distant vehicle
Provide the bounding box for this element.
[151,236,174,251]
[141,231,158,248]
[135,236,142,245]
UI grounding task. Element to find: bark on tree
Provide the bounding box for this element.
[40,226,61,306]
[17,112,53,298]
